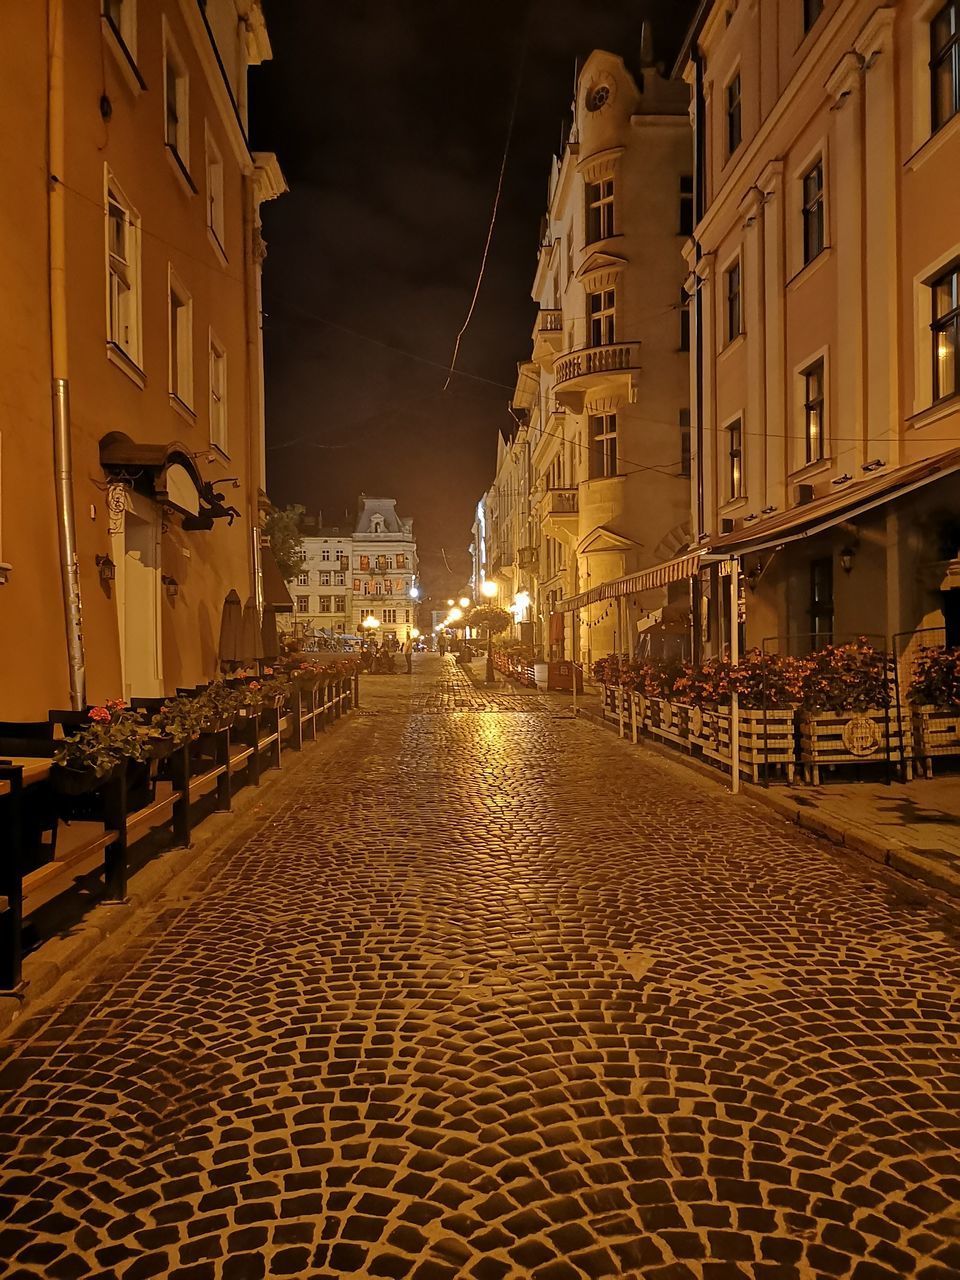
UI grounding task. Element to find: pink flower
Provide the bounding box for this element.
[88,706,111,723]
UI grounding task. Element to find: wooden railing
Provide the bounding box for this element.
[0,673,358,991]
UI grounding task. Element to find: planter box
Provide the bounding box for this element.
[647,698,691,752]
[913,704,960,776]
[689,706,797,783]
[799,708,912,784]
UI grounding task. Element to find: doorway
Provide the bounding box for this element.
[119,500,163,698]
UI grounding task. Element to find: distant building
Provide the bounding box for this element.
[291,497,418,645]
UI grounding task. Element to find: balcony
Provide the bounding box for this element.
[537,487,579,543]
[553,342,641,410]
[517,545,539,570]
[531,309,564,365]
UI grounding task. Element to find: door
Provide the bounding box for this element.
[121,502,163,698]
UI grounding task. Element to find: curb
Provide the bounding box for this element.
[576,706,960,909]
[0,722,353,1038]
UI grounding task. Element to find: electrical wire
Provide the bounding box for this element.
[442,8,532,392]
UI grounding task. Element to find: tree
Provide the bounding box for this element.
[264,504,306,580]
[465,606,512,635]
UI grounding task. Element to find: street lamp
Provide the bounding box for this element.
[458,596,470,609]
[480,579,498,683]
[409,585,420,599]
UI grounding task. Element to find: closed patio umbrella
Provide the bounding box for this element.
[240,596,264,665]
[261,604,280,661]
[217,590,243,670]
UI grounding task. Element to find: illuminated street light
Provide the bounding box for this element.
[362,615,380,630]
[411,628,421,639]
[458,596,470,609]
[448,607,463,622]
[481,579,498,599]
[409,585,420,599]
[447,598,455,607]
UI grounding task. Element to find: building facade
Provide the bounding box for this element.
[679,0,960,661]
[476,37,695,664]
[0,0,283,716]
[293,497,418,646]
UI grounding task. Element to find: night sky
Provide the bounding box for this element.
[251,1,696,598]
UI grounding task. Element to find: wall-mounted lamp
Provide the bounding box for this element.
[96,554,116,583]
[162,574,180,599]
[746,562,762,592]
[839,546,856,574]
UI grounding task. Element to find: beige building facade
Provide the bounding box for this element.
[0,0,284,717]
[293,498,418,646]
[477,39,695,663]
[680,0,960,658]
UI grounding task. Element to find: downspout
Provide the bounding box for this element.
[691,47,707,664]
[243,170,263,620]
[49,0,85,709]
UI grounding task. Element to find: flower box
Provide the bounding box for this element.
[50,761,118,797]
[913,705,960,777]
[688,706,797,783]
[647,698,691,752]
[799,708,912,784]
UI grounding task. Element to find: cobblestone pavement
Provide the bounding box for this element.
[2,654,960,1280]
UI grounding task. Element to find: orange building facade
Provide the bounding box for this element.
[680,0,960,657]
[0,0,284,718]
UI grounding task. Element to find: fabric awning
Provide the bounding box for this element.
[557,550,702,613]
[709,448,960,557]
[261,546,294,612]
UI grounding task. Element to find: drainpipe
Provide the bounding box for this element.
[243,171,263,619]
[691,47,707,665]
[49,0,85,709]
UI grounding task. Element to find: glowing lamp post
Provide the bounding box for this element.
[480,579,498,684]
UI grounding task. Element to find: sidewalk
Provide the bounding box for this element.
[579,702,960,903]
[754,773,960,900]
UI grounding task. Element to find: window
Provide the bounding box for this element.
[321,548,330,561]
[726,73,742,156]
[396,553,407,568]
[334,572,345,586]
[725,261,742,343]
[679,287,690,352]
[103,0,136,59]
[589,289,616,346]
[375,582,383,595]
[106,177,142,367]
[933,265,960,401]
[296,595,310,613]
[205,126,225,252]
[168,270,193,408]
[359,555,370,570]
[679,409,691,478]
[802,358,826,464]
[586,178,615,243]
[163,25,190,174]
[803,0,825,33]
[209,334,227,453]
[317,596,332,613]
[932,1,960,131]
[297,571,309,586]
[320,572,330,586]
[353,578,361,592]
[679,175,694,236]
[727,418,744,500]
[588,414,618,479]
[809,557,834,647]
[802,159,825,265]
[334,596,346,612]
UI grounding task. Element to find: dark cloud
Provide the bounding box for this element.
[252,0,696,594]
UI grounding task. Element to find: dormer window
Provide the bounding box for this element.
[372,517,383,534]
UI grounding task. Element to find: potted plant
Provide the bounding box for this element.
[908,646,960,775]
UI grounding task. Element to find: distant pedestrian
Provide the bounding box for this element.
[438,636,446,657]
[402,633,413,674]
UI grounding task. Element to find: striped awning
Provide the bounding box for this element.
[557,550,706,614]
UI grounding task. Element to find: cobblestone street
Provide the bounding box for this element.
[2,654,960,1280]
